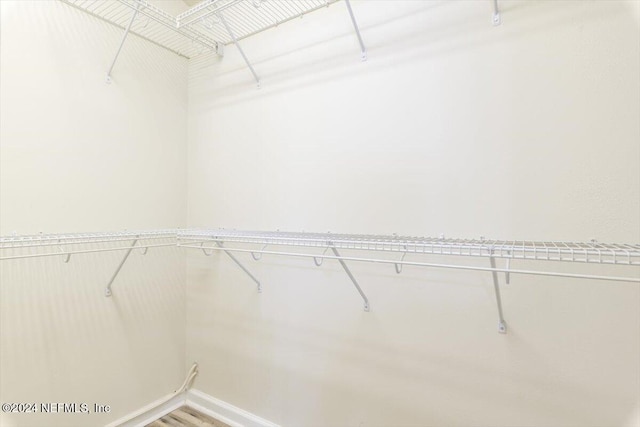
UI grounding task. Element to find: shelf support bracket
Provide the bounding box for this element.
[344,0,367,61]
[216,242,262,292]
[218,11,260,87]
[106,3,140,84]
[329,244,370,312]
[489,249,507,333]
[105,237,139,297]
[492,0,501,26]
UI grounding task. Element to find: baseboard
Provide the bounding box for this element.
[105,392,186,427]
[186,389,280,427]
[105,388,279,427]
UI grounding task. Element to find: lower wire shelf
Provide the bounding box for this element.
[1,228,639,334]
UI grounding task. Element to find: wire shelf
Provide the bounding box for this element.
[2,228,637,326]
[60,0,341,58]
[2,229,639,267]
[60,0,219,58]
[177,0,339,45]
[180,229,640,266]
[0,230,178,250]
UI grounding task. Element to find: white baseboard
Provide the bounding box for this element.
[186,389,280,427]
[105,389,279,427]
[105,392,185,427]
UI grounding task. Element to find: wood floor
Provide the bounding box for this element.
[147,406,231,427]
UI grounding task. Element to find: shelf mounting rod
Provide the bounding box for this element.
[106,3,140,84]
[344,0,367,61]
[105,237,139,297]
[216,242,262,292]
[218,11,260,87]
[489,249,507,333]
[330,244,370,312]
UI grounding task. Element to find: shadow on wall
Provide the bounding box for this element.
[187,0,629,111]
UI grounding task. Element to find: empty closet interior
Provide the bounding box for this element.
[1,1,639,426]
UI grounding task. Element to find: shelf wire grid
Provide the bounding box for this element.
[180,229,640,266]
[60,0,342,59]
[59,0,219,58]
[2,229,639,270]
[0,231,179,260]
[177,0,339,45]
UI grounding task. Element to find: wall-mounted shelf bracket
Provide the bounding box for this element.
[105,238,139,297]
[492,0,501,26]
[330,244,370,311]
[218,11,260,87]
[216,242,262,292]
[105,3,140,84]
[489,249,507,333]
[344,0,367,61]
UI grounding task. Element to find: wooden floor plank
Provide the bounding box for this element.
[181,406,223,425]
[147,418,173,427]
[161,414,185,427]
[170,408,209,426]
[146,406,231,427]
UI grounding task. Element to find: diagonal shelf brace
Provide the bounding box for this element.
[106,3,140,84]
[105,238,139,297]
[329,244,370,312]
[218,11,260,87]
[344,0,367,61]
[216,242,262,292]
[489,249,507,333]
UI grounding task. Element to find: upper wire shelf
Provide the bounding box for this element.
[176,0,339,45]
[59,0,340,58]
[60,0,219,58]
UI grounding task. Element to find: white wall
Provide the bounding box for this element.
[0,1,188,426]
[0,1,188,234]
[187,1,640,426]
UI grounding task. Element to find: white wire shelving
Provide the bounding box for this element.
[176,0,340,45]
[179,229,640,266]
[59,0,503,86]
[0,230,179,296]
[1,228,639,333]
[58,0,360,85]
[60,0,219,59]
